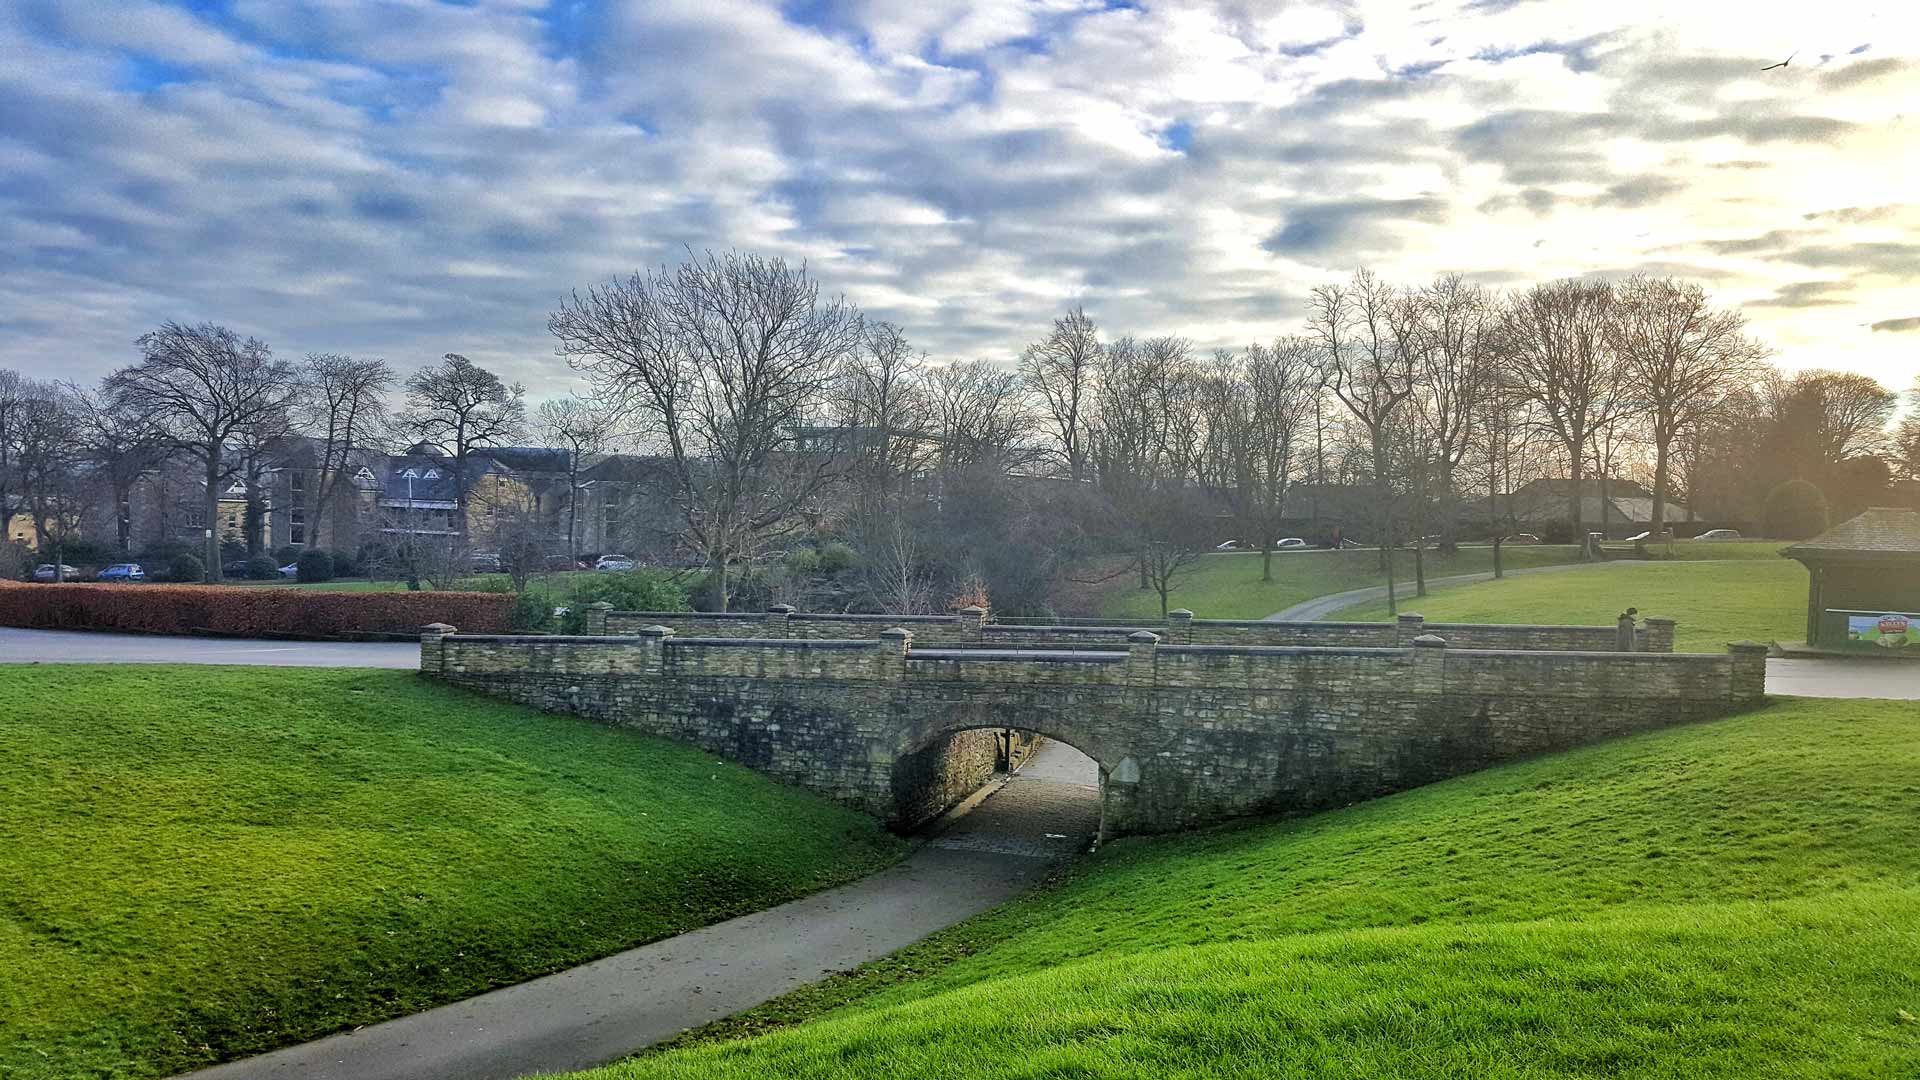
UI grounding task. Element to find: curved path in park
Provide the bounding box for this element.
[177,741,1102,1080]
[1264,558,1629,621]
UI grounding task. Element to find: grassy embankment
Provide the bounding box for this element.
[1098,540,1783,621]
[1332,557,1807,651]
[0,667,905,1080]
[572,696,1920,1079]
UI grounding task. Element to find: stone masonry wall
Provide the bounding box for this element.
[891,729,1039,831]
[595,606,1673,653]
[423,624,1760,837]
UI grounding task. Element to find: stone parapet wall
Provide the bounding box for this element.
[425,625,1760,837]
[595,605,1673,653]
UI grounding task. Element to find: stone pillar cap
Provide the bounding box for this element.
[1397,612,1425,622]
[638,624,676,637]
[1410,633,1448,648]
[767,604,797,614]
[585,601,614,610]
[1128,630,1162,644]
[879,626,914,639]
[421,623,456,633]
[1167,608,1194,618]
[957,605,987,615]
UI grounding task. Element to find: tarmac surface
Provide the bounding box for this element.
[176,741,1103,1080]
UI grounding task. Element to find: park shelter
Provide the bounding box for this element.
[1782,507,1920,651]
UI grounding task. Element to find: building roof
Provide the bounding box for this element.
[1783,508,1920,561]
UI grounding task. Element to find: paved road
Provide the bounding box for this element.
[179,741,1102,1080]
[1266,560,1625,621]
[0,627,418,667]
[1764,658,1920,699]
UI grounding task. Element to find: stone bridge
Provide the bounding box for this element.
[421,620,1766,839]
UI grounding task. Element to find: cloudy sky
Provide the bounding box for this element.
[2,0,1916,397]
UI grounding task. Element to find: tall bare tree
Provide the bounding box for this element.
[533,396,611,562]
[1019,305,1102,481]
[1306,270,1418,612]
[12,382,96,574]
[403,353,527,540]
[105,322,298,579]
[1609,277,1768,539]
[67,381,168,554]
[298,353,393,550]
[0,369,28,550]
[837,320,932,513]
[550,250,863,611]
[1491,279,1634,552]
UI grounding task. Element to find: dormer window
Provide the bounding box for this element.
[423,468,442,479]
[402,468,420,479]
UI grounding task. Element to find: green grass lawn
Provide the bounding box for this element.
[1331,558,1808,651]
[572,696,1920,1079]
[1096,541,1782,621]
[0,667,906,1080]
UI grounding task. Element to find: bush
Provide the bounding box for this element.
[244,555,280,580]
[295,550,335,583]
[138,542,200,572]
[328,548,364,578]
[0,581,513,636]
[508,591,552,632]
[168,554,205,584]
[817,541,859,575]
[1764,479,1829,540]
[784,549,822,575]
[274,546,301,566]
[555,571,690,633]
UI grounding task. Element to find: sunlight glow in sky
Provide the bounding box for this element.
[1,0,1915,392]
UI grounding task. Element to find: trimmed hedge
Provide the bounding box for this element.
[0,582,512,638]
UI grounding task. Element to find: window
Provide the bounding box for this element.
[289,507,306,546]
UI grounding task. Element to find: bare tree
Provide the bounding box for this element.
[1609,277,1768,539]
[1306,270,1418,612]
[67,381,169,554]
[533,396,612,563]
[105,323,298,579]
[233,406,296,556]
[1019,305,1102,481]
[1403,275,1493,559]
[1898,376,1920,484]
[1491,279,1635,553]
[837,321,933,513]
[298,353,393,550]
[403,353,527,541]
[1,369,32,552]
[550,250,863,611]
[13,383,97,574]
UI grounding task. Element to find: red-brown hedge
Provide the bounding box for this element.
[0,582,511,638]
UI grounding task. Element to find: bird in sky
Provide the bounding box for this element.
[1760,51,1798,71]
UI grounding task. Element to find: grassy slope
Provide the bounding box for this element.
[581,697,1920,1078]
[0,667,905,1080]
[1333,558,1808,651]
[1097,541,1782,621]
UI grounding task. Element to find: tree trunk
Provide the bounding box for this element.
[203,453,222,581]
[1260,545,1272,583]
[709,550,730,612]
[1650,436,1670,540]
[1566,439,1585,557]
[1375,437,1397,616]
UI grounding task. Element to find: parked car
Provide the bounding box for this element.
[595,554,636,572]
[545,553,581,571]
[468,552,503,573]
[33,563,79,582]
[1502,533,1541,545]
[1275,537,1308,550]
[1624,530,1652,542]
[222,559,252,578]
[1214,540,1245,551]
[278,562,300,578]
[96,563,146,582]
[1693,528,1741,541]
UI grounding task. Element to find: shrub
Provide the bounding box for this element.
[138,542,199,572]
[296,550,335,583]
[817,541,859,575]
[1763,479,1829,540]
[328,548,364,578]
[274,546,301,566]
[466,573,515,594]
[0,581,513,636]
[555,571,690,633]
[168,554,205,584]
[508,591,552,632]
[244,555,280,580]
[784,548,822,575]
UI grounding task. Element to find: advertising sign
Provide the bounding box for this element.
[1844,611,1920,649]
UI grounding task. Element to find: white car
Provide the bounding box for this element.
[1693,529,1741,541]
[1625,530,1651,542]
[595,554,635,571]
[1275,538,1308,550]
[1214,540,1244,551]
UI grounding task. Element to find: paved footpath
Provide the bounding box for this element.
[179,741,1103,1080]
[0,626,418,667]
[1266,560,1625,621]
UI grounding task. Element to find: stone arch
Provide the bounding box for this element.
[885,696,1126,836]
